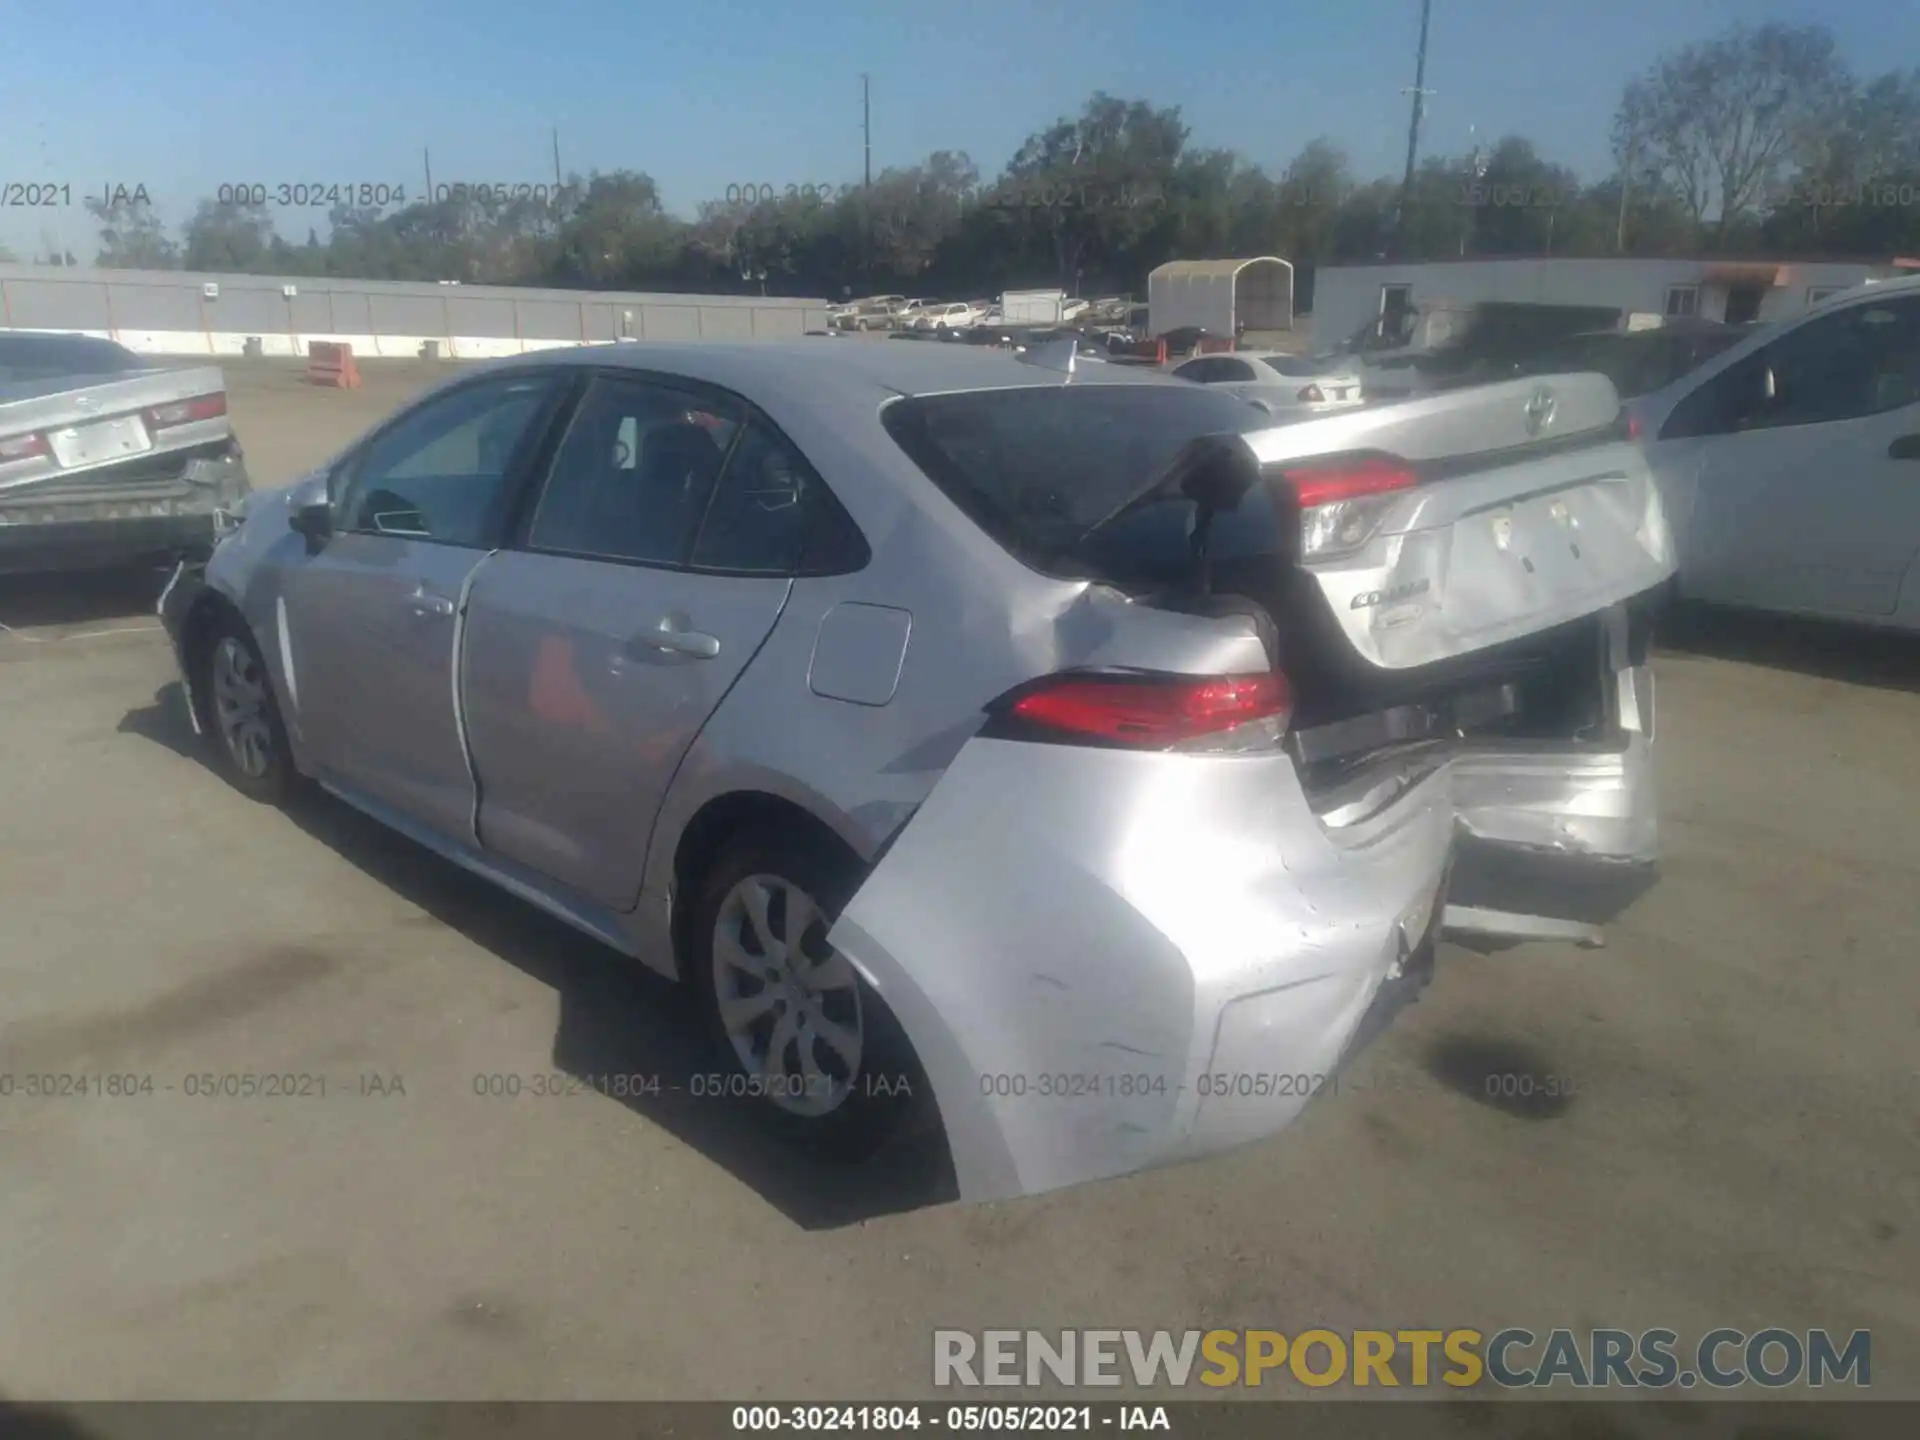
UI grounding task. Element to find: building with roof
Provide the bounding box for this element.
[1311,254,1920,353]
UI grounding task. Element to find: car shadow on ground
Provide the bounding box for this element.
[0,1395,100,1440]
[0,565,172,636]
[1659,601,1920,693]
[119,682,961,1231]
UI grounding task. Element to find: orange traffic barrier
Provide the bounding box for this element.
[307,340,361,389]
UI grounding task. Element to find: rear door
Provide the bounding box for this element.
[1652,293,1920,618]
[459,372,808,909]
[284,370,570,838]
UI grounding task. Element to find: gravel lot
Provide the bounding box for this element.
[0,359,1916,1405]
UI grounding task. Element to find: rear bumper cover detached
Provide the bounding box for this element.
[829,737,1457,1204]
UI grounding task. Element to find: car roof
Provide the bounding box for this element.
[495,339,1181,401]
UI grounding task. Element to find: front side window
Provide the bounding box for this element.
[526,375,741,566]
[338,373,561,545]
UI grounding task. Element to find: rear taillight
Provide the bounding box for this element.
[1298,384,1326,403]
[1276,453,1420,560]
[145,393,227,429]
[1626,414,1643,440]
[0,432,50,463]
[988,671,1292,751]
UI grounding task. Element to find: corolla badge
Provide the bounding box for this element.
[1523,385,1556,436]
[1350,578,1431,609]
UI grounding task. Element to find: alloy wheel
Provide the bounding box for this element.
[711,873,864,1118]
[210,636,274,779]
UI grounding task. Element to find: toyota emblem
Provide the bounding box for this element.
[1523,386,1556,436]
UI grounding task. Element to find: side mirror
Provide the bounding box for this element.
[289,499,334,553]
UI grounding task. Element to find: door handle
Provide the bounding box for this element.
[1889,434,1920,461]
[642,620,720,659]
[407,586,455,618]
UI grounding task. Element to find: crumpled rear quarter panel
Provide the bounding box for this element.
[828,736,1455,1203]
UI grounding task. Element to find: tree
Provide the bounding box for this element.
[548,170,681,287]
[88,194,179,269]
[1613,22,1851,243]
[182,197,278,271]
[999,94,1189,288]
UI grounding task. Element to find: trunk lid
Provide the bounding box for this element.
[0,365,233,499]
[1241,372,1673,670]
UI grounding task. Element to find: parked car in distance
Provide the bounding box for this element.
[914,302,984,331]
[1629,275,1920,630]
[0,332,251,576]
[1172,350,1365,415]
[834,296,906,331]
[160,341,1669,1203]
[889,299,934,329]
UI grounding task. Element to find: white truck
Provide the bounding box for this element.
[1000,289,1068,325]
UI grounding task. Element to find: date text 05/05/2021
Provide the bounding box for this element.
[731,1404,1172,1432]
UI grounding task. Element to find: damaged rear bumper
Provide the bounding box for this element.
[0,451,251,576]
[828,737,1456,1204]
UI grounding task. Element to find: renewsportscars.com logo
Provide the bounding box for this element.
[932,1328,1872,1390]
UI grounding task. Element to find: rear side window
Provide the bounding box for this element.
[528,375,741,565]
[689,420,868,576]
[881,383,1269,572]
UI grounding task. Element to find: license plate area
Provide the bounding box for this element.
[50,416,154,469]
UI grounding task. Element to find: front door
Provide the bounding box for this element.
[1657,292,1920,618]
[462,373,815,909]
[283,371,569,838]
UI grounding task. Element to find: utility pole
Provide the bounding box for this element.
[1615,137,1636,253]
[859,74,873,289]
[552,128,564,191]
[423,148,435,206]
[1395,0,1435,253]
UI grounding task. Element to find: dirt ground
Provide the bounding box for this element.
[0,358,1915,1407]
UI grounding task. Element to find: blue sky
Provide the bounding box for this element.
[3,0,1916,258]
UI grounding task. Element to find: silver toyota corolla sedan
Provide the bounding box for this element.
[160,341,1672,1203]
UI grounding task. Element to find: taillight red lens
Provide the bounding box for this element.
[0,432,50,463]
[1298,384,1326,403]
[145,393,228,429]
[1279,454,1418,508]
[1626,414,1643,440]
[1004,672,1291,748]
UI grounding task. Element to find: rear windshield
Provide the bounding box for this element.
[880,382,1269,571]
[0,335,147,384]
[1258,354,1328,377]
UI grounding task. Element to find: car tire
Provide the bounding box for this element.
[196,612,297,805]
[687,824,923,1161]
